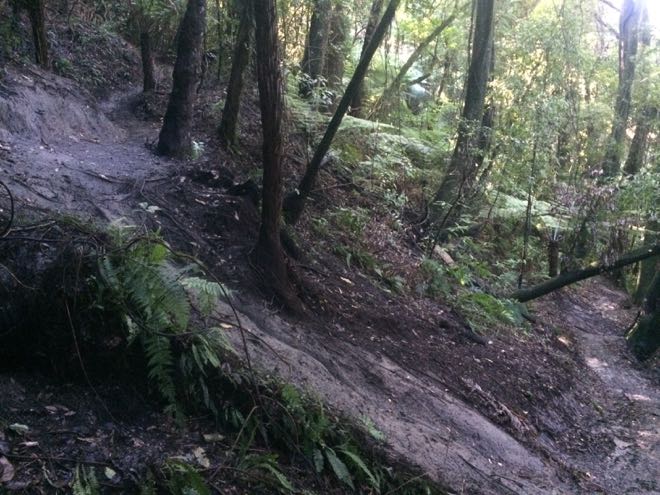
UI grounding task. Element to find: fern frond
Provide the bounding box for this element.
[143,333,177,406]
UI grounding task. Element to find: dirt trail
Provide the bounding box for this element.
[542,279,659,494]
[0,66,171,221]
[1,66,658,494]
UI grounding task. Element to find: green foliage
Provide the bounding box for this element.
[458,292,526,333]
[238,453,294,494]
[72,466,100,495]
[418,258,451,297]
[163,459,211,495]
[95,228,230,420]
[330,206,369,235]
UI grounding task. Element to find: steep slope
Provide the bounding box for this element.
[1,61,658,494]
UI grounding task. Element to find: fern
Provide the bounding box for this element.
[181,276,229,315]
[325,447,354,490]
[143,333,177,406]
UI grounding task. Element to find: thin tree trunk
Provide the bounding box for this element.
[283,0,401,225]
[157,0,206,157]
[377,12,457,117]
[511,243,660,302]
[140,30,156,92]
[26,0,49,68]
[252,0,301,311]
[349,0,384,117]
[218,0,252,145]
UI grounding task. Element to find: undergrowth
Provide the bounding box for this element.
[3,219,445,494]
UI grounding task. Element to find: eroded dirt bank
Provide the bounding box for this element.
[1,65,658,494]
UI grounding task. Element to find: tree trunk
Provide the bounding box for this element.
[283,0,401,225]
[300,0,331,91]
[377,12,457,118]
[140,30,156,92]
[627,270,659,360]
[431,0,494,234]
[323,1,348,90]
[623,106,657,175]
[349,0,384,117]
[633,219,659,304]
[218,0,252,146]
[252,0,300,311]
[157,0,206,157]
[511,243,660,302]
[601,0,643,177]
[26,0,49,68]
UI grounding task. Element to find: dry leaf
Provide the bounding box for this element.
[193,447,210,468]
[0,456,15,483]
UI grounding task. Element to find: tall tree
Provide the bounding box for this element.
[22,0,49,68]
[157,0,206,157]
[623,105,657,175]
[431,0,495,235]
[140,29,156,92]
[218,0,253,145]
[349,0,384,117]
[131,1,157,92]
[300,0,331,94]
[284,0,401,224]
[601,0,644,177]
[252,0,300,310]
[323,1,349,91]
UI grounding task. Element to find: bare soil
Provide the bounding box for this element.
[0,62,658,494]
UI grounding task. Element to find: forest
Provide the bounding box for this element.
[0,0,658,493]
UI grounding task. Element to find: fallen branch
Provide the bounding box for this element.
[511,243,660,302]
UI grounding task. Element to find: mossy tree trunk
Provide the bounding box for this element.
[252,0,301,311]
[218,0,253,145]
[157,0,206,157]
[627,270,660,360]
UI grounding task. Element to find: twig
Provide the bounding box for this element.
[384,474,427,494]
[64,300,118,423]
[209,406,258,481]
[0,262,36,290]
[5,453,109,467]
[0,180,14,237]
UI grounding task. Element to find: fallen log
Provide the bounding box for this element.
[511,243,660,302]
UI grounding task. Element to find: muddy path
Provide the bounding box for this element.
[1,66,658,494]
